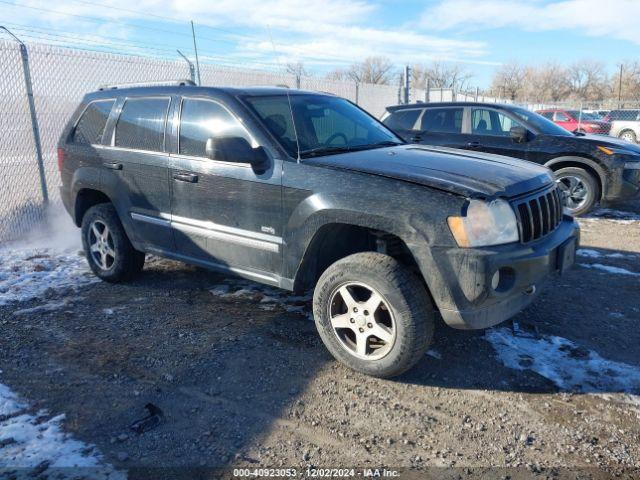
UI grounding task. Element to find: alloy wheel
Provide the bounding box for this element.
[89,220,116,270]
[556,175,589,212]
[328,282,396,360]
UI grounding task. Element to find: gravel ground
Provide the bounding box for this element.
[1,203,639,479]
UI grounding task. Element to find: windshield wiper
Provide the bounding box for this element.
[299,145,355,158]
[299,141,402,158]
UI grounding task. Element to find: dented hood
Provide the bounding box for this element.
[308,144,553,199]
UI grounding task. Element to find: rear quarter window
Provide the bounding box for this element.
[115,97,170,152]
[72,99,114,145]
[384,109,421,131]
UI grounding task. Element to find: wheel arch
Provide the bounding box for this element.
[74,188,113,226]
[291,222,425,295]
[544,156,605,200]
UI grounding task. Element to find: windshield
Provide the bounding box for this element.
[243,94,403,158]
[567,110,601,120]
[510,107,573,136]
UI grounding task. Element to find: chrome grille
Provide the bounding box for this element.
[513,186,563,243]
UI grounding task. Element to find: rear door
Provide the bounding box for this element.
[100,96,174,252]
[462,107,529,160]
[413,106,466,147]
[169,96,283,282]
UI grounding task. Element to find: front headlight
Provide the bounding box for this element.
[447,199,519,247]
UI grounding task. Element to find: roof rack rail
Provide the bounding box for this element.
[98,79,196,91]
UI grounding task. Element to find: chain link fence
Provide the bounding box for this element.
[0,40,404,242]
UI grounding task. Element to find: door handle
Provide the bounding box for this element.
[173,172,198,183]
[103,162,123,170]
[466,141,481,148]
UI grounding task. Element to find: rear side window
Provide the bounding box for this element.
[539,111,554,120]
[384,109,421,131]
[72,100,114,145]
[179,98,253,157]
[420,107,463,133]
[115,97,170,152]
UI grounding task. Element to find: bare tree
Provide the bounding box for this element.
[567,60,609,101]
[412,61,472,91]
[286,61,308,78]
[490,61,526,100]
[522,63,570,102]
[327,56,395,85]
[615,61,640,101]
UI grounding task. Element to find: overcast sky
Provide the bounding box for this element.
[0,0,637,87]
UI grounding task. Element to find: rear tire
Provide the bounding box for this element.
[81,203,145,282]
[619,130,637,143]
[313,252,435,378]
[554,167,599,216]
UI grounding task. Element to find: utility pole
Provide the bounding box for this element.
[191,20,201,86]
[618,63,623,107]
[403,65,410,104]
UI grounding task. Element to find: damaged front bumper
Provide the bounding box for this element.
[424,217,580,330]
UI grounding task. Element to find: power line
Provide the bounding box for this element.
[0,29,290,71]
[0,0,239,45]
[0,0,360,64]
[64,0,255,40]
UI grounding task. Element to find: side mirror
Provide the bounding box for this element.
[510,126,528,143]
[205,136,268,170]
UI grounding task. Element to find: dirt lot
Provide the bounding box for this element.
[1,204,639,479]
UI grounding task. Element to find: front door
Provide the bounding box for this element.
[169,96,283,282]
[463,107,530,160]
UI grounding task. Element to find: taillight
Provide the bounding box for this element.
[57,147,65,172]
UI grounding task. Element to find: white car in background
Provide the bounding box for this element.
[606,109,640,143]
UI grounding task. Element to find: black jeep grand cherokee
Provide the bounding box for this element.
[58,83,579,378]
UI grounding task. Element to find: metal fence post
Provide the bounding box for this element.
[1,27,48,205]
[355,82,359,105]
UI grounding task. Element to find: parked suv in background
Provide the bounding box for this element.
[605,109,640,143]
[536,109,610,135]
[59,84,579,378]
[382,102,640,215]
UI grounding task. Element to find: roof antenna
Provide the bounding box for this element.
[286,90,301,162]
[190,20,202,86]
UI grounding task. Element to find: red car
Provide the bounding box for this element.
[536,109,611,134]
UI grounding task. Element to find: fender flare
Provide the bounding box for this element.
[544,156,606,198]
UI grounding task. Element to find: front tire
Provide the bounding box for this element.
[313,252,435,378]
[619,130,637,143]
[81,203,145,282]
[554,167,599,216]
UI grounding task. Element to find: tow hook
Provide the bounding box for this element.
[524,285,536,296]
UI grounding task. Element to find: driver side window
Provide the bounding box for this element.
[471,108,523,137]
[179,98,254,157]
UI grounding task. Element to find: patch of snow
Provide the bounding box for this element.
[12,299,75,316]
[0,248,97,306]
[588,208,640,222]
[426,349,442,360]
[0,381,123,478]
[579,263,640,276]
[210,279,314,321]
[577,248,637,260]
[486,328,640,394]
